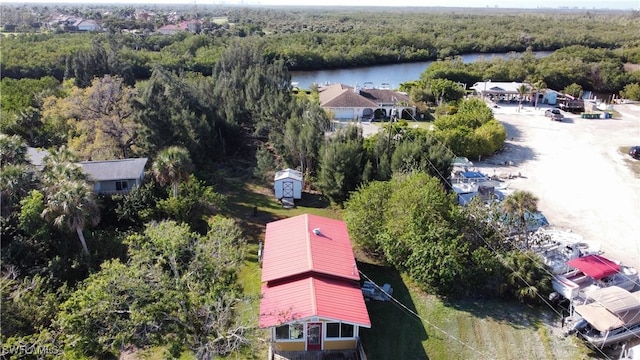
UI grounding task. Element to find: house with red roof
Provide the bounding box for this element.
[318,83,414,121]
[259,214,371,357]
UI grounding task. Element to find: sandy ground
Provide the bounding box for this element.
[474,102,640,269]
[358,103,640,268]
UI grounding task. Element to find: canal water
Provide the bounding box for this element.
[290,51,552,90]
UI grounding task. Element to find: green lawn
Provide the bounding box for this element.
[228,181,601,360]
[227,179,342,358]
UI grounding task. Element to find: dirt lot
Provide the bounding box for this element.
[475,102,640,269]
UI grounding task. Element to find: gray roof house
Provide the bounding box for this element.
[318,83,414,121]
[79,158,148,195]
[73,19,101,32]
[27,147,50,169]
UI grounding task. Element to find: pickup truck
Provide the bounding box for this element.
[545,109,564,121]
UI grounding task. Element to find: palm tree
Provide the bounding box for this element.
[502,190,539,249]
[516,84,530,112]
[503,251,551,303]
[41,145,86,190]
[42,179,100,255]
[152,146,194,198]
[532,80,547,110]
[0,134,28,166]
[16,106,42,144]
[1,164,36,213]
[0,135,34,212]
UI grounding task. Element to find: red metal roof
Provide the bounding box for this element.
[261,214,360,283]
[259,275,371,328]
[567,255,620,280]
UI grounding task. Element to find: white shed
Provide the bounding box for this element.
[274,168,303,200]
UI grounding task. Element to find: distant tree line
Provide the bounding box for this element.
[2,7,640,93]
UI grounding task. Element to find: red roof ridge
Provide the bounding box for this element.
[310,277,318,315]
[305,215,314,271]
[261,214,360,283]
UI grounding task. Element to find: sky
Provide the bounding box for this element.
[3,0,639,9]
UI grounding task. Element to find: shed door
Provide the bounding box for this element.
[282,181,294,198]
[307,323,322,351]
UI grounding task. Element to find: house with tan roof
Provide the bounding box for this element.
[157,20,202,35]
[318,83,415,121]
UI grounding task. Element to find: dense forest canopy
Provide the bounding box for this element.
[2,5,640,80]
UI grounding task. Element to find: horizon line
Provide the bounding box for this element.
[1,1,639,9]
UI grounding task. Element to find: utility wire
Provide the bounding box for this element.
[421,147,618,359]
[378,115,623,358]
[359,270,496,360]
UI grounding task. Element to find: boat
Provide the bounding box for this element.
[361,281,393,302]
[620,343,640,359]
[530,229,601,275]
[450,170,508,205]
[451,156,474,171]
[495,210,550,236]
[552,254,638,301]
[564,286,640,348]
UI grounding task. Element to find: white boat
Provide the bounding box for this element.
[450,170,508,205]
[552,254,638,301]
[530,229,601,275]
[620,343,640,359]
[361,281,393,302]
[451,156,474,171]
[564,286,640,348]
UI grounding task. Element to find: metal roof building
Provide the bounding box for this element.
[259,214,370,355]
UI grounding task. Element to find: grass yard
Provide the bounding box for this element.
[226,179,342,358]
[229,181,604,360]
[356,258,602,360]
[211,17,229,25]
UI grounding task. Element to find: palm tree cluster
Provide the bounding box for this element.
[40,146,100,256]
[151,146,194,198]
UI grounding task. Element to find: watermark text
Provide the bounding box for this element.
[1,342,61,357]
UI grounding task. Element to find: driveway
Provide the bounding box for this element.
[475,103,640,268]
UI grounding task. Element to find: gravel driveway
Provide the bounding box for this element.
[475,103,640,269]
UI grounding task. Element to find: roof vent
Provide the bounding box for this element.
[313,228,321,236]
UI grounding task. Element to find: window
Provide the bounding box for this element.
[289,324,303,339]
[275,325,288,339]
[326,323,340,338]
[275,324,303,340]
[326,322,355,338]
[341,323,354,338]
[115,181,129,191]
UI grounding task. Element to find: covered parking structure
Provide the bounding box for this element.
[471,81,533,104]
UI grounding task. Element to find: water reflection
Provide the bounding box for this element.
[290,51,552,90]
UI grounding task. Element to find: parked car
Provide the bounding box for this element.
[545,108,564,121]
[629,146,640,160]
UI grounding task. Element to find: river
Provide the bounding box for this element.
[290,51,552,90]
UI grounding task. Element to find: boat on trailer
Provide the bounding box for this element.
[530,228,601,275]
[564,286,640,349]
[551,254,638,302]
